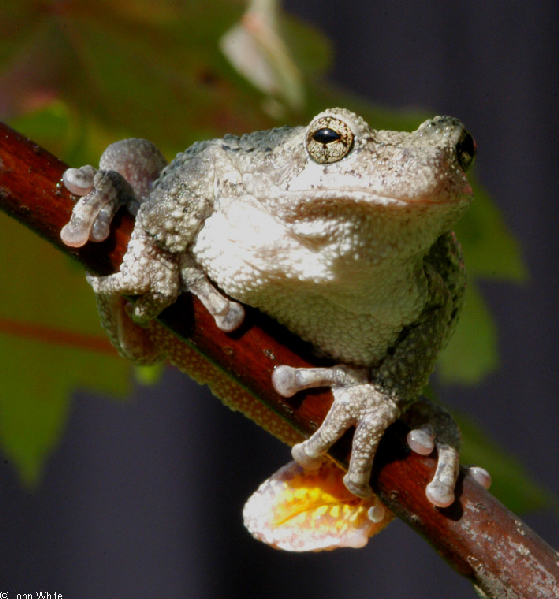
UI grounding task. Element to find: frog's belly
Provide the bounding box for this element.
[191,254,409,368]
[238,288,404,367]
[191,200,421,366]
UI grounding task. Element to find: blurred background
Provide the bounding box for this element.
[0,1,558,597]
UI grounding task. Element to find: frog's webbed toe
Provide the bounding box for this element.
[272,364,366,398]
[61,168,134,247]
[274,366,469,506]
[402,399,462,507]
[61,139,167,248]
[273,365,400,499]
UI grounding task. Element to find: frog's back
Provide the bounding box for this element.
[140,125,307,252]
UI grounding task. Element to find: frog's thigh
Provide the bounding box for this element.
[98,138,167,202]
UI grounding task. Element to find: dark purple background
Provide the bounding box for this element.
[2,2,558,597]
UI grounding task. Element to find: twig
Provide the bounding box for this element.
[1,121,557,598]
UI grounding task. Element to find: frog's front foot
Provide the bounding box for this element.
[179,254,245,333]
[61,167,135,247]
[61,139,167,247]
[403,403,492,504]
[273,365,400,498]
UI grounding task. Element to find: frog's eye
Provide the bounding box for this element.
[306,115,355,164]
[456,129,476,172]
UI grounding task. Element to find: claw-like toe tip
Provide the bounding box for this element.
[407,427,435,455]
[63,166,95,195]
[466,466,492,490]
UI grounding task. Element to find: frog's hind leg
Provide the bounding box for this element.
[273,365,400,498]
[92,293,165,365]
[83,217,181,364]
[61,139,167,247]
[401,399,462,507]
[61,140,173,363]
[273,365,467,506]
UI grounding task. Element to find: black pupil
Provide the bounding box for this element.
[313,127,341,144]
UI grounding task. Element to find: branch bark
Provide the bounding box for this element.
[1,121,557,598]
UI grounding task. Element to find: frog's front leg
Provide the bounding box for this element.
[179,254,245,333]
[84,236,244,363]
[83,220,181,363]
[273,365,400,498]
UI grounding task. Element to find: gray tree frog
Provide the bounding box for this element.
[60,108,479,512]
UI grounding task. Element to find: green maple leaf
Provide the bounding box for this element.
[0,212,130,485]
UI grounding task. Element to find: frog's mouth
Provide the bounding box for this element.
[273,185,473,222]
[279,154,474,214]
[264,187,472,258]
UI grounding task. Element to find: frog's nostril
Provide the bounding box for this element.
[456,130,476,172]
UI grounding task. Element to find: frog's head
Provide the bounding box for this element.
[264,108,475,261]
[303,108,475,173]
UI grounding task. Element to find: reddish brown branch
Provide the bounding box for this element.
[1,121,557,598]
